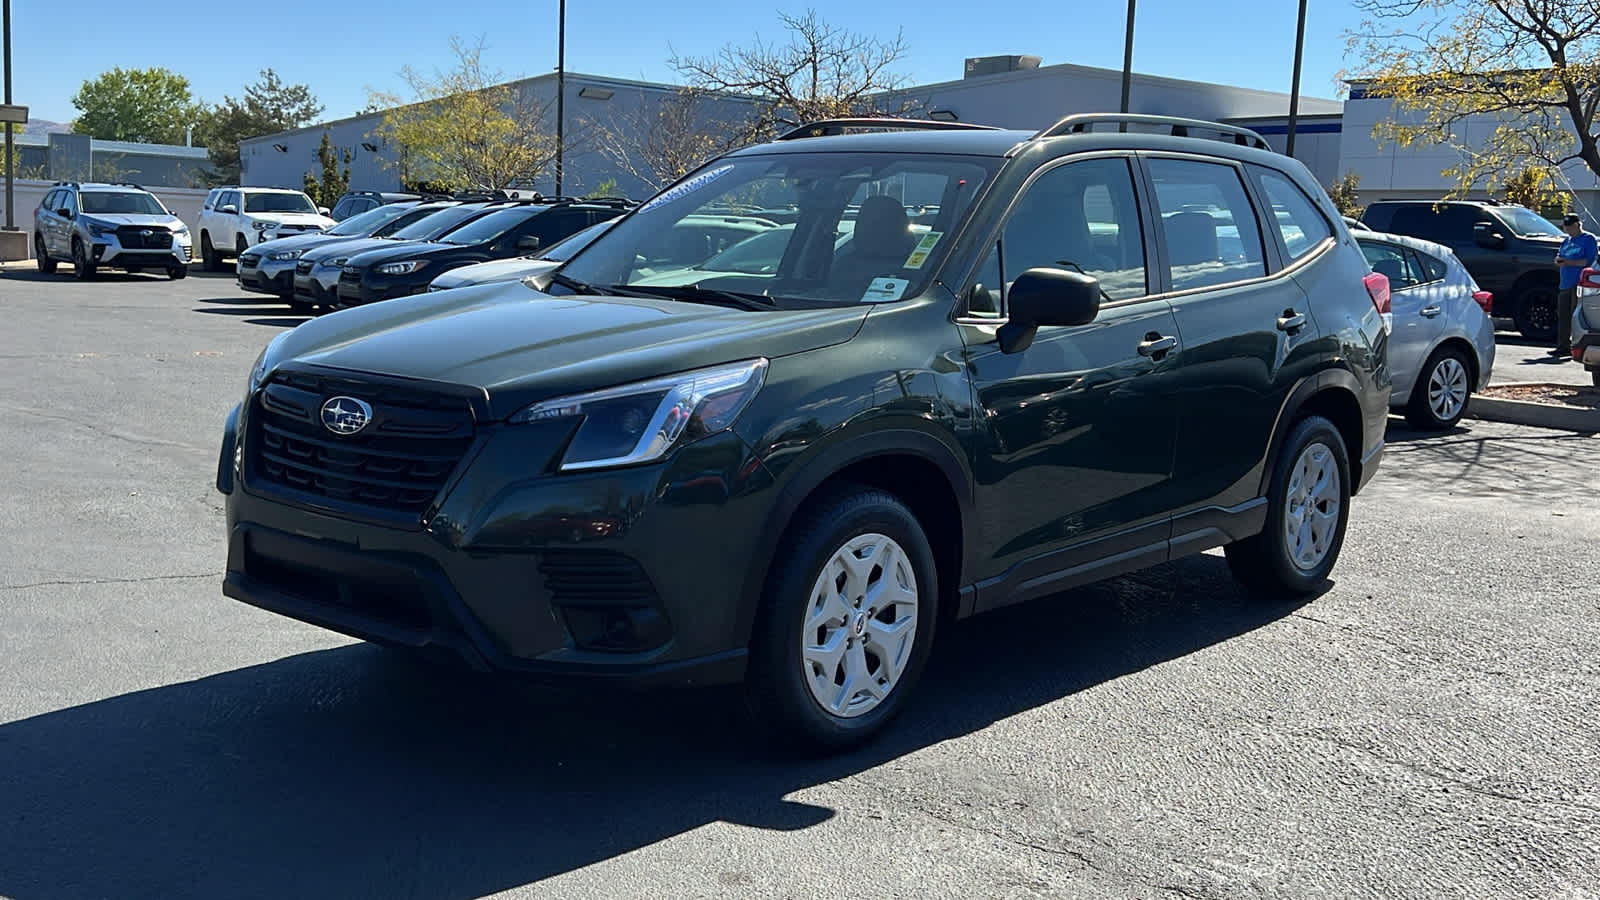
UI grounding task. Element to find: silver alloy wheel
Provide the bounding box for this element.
[801,532,919,718]
[1283,441,1341,572]
[1427,356,1469,422]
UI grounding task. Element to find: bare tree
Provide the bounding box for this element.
[671,9,917,142]
[1346,0,1600,198]
[592,88,741,193]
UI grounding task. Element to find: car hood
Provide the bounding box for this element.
[266,282,870,419]
[246,212,332,225]
[299,237,406,262]
[80,213,180,228]
[343,241,455,267]
[431,257,557,288]
[251,233,374,255]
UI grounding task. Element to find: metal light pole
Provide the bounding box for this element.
[554,0,565,197]
[1119,0,1136,120]
[1285,0,1308,157]
[4,0,14,231]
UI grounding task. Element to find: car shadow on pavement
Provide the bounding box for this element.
[0,553,1314,899]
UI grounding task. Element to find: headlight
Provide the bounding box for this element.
[173,224,190,236]
[322,257,349,269]
[248,332,290,395]
[84,219,114,238]
[377,260,428,275]
[267,250,302,261]
[511,359,767,471]
[252,220,276,232]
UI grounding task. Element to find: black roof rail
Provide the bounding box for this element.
[1034,113,1271,150]
[115,181,146,191]
[776,117,1004,140]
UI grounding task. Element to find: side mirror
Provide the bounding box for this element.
[997,267,1102,354]
[57,207,73,219]
[1473,221,1504,249]
[221,204,238,215]
[319,207,331,217]
[516,236,542,253]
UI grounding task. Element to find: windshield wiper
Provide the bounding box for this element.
[608,283,777,311]
[549,272,600,294]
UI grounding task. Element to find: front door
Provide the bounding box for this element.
[959,155,1180,610]
[1359,237,1444,399]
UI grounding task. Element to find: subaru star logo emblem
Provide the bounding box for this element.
[140,229,152,237]
[320,396,372,435]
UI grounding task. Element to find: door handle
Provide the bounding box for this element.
[1277,311,1307,334]
[1138,334,1177,357]
[1420,306,1442,318]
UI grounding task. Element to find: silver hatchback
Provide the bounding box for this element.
[1357,231,1496,429]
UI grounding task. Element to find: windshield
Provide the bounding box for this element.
[388,205,494,241]
[439,206,544,245]
[326,203,415,236]
[540,219,614,261]
[244,192,317,214]
[1494,206,1563,237]
[557,151,999,308]
[80,192,167,216]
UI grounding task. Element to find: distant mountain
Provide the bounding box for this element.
[21,119,71,136]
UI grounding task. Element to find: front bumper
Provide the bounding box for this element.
[88,235,192,267]
[293,266,342,305]
[238,256,297,296]
[217,387,778,687]
[334,268,430,307]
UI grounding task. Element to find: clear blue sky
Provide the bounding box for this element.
[11,0,1371,127]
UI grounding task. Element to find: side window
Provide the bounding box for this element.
[1417,251,1448,282]
[1390,204,1476,243]
[63,190,78,215]
[971,156,1148,316]
[1255,168,1332,261]
[42,189,60,212]
[1147,158,1267,291]
[1359,241,1422,290]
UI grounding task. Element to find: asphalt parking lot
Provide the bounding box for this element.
[2,266,1598,899]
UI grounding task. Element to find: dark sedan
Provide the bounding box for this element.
[334,200,628,307]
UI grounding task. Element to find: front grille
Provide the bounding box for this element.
[339,268,362,288]
[115,226,173,250]
[296,260,315,275]
[247,373,476,520]
[279,224,316,233]
[239,253,261,268]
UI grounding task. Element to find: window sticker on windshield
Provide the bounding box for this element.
[636,164,736,214]
[862,277,910,302]
[903,231,943,269]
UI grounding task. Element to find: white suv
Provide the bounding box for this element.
[197,187,335,270]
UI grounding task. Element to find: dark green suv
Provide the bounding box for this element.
[216,114,1392,751]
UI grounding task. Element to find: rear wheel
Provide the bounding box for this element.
[1513,285,1558,341]
[71,239,96,280]
[35,234,56,274]
[201,233,220,271]
[1225,415,1350,599]
[1406,346,1472,430]
[744,487,938,753]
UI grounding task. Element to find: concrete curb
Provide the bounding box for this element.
[1467,382,1600,433]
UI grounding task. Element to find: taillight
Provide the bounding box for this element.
[1364,271,1392,333]
[1471,290,1493,314]
[1580,267,1600,290]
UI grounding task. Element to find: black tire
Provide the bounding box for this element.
[235,236,249,262]
[201,233,220,271]
[287,297,314,314]
[1513,285,1558,341]
[34,234,56,275]
[1591,369,1599,388]
[71,239,96,281]
[744,486,939,753]
[168,264,188,280]
[1225,415,1351,600]
[1405,346,1473,430]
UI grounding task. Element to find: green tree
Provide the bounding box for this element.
[70,67,204,144]
[1501,167,1573,216]
[302,132,352,208]
[196,69,324,185]
[367,36,555,191]
[671,9,917,143]
[1346,0,1600,198]
[1327,171,1363,218]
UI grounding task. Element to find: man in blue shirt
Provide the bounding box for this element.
[1554,213,1597,357]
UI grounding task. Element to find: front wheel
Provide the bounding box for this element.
[744,487,938,753]
[1591,369,1599,388]
[287,297,314,314]
[1225,415,1351,600]
[201,233,220,271]
[1513,286,1558,341]
[1406,346,1472,430]
[71,239,96,280]
[168,264,188,280]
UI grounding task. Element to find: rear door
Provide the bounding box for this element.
[959,154,1181,608]
[1150,157,1327,541]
